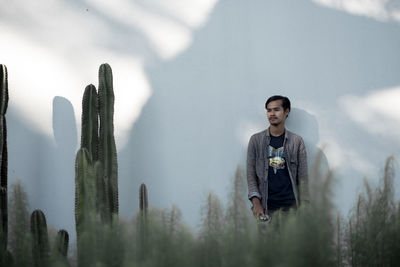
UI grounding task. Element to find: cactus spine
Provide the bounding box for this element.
[31,210,50,267]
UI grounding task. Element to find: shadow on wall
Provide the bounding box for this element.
[119,0,400,226]
[8,96,77,241]
[51,96,77,238]
[286,108,329,174]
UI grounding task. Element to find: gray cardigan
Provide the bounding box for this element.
[246,128,309,211]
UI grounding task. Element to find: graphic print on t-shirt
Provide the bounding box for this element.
[268,145,286,174]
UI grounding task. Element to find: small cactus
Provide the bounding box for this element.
[31,209,50,267]
[50,229,71,267]
[139,183,148,215]
[56,229,69,258]
[137,183,148,261]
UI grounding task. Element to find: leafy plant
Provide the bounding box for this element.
[345,156,400,266]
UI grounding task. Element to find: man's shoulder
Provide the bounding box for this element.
[250,129,268,141]
[286,129,302,138]
[286,129,305,144]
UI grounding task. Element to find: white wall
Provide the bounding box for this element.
[1,0,400,239]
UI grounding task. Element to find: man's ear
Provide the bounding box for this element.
[285,109,290,118]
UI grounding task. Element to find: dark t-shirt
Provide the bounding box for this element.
[267,132,295,210]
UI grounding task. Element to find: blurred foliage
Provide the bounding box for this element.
[346,156,400,266]
[4,156,400,267]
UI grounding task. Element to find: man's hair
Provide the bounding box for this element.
[265,95,291,111]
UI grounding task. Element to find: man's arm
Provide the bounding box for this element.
[297,137,310,205]
[247,136,264,216]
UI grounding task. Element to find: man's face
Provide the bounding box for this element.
[266,100,290,126]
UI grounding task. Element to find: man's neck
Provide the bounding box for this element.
[269,124,285,137]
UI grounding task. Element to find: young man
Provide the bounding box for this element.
[247,95,309,220]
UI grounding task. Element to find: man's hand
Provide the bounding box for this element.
[251,197,264,217]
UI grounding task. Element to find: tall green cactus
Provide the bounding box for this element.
[76,63,118,224]
[74,64,119,266]
[0,64,8,254]
[0,65,8,119]
[31,209,50,267]
[81,84,99,162]
[80,83,109,222]
[98,63,118,217]
[0,64,9,267]
[75,148,97,238]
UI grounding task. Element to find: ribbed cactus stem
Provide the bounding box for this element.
[138,184,148,261]
[139,183,148,214]
[31,209,50,267]
[9,182,30,267]
[56,229,69,258]
[95,160,109,222]
[75,148,96,238]
[76,63,118,234]
[0,64,8,254]
[52,229,71,267]
[0,65,8,116]
[98,63,118,218]
[81,84,99,162]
